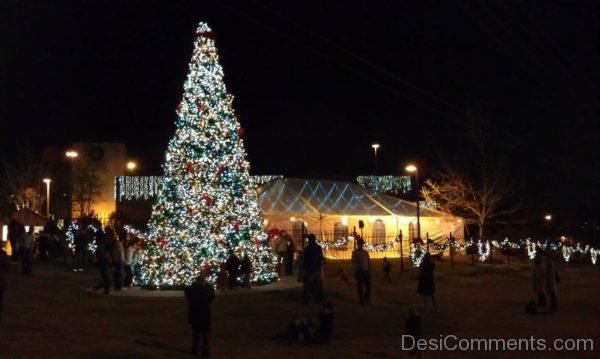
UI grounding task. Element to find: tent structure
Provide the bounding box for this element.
[256,178,464,248]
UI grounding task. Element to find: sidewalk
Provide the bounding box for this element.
[90,274,302,297]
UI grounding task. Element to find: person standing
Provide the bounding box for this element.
[417,253,437,312]
[73,228,86,272]
[19,226,34,275]
[302,234,325,304]
[532,256,546,308]
[277,232,289,276]
[285,233,296,276]
[544,255,558,310]
[240,255,253,288]
[382,256,392,283]
[111,233,125,290]
[184,273,215,357]
[225,251,241,290]
[351,237,371,305]
[7,216,24,261]
[0,248,8,322]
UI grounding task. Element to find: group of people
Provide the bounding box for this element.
[217,251,253,290]
[269,231,295,276]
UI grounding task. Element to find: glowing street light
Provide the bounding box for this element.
[405,164,420,241]
[371,143,380,173]
[126,161,137,172]
[43,178,51,217]
[544,214,552,221]
[65,150,79,158]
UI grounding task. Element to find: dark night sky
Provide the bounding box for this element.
[0,1,599,222]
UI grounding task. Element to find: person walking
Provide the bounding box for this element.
[302,234,325,304]
[351,237,371,305]
[277,232,289,276]
[532,256,546,308]
[0,248,8,322]
[417,253,437,312]
[184,273,215,357]
[19,226,34,275]
[285,234,296,276]
[543,255,558,310]
[111,233,125,290]
[240,255,253,288]
[225,251,241,290]
[382,256,392,283]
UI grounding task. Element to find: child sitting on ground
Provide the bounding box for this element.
[336,268,351,285]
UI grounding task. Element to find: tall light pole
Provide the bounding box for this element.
[65,150,78,222]
[43,178,51,217]
[405,164,420,241]
[126,161,137,173]
[371,143,380,173]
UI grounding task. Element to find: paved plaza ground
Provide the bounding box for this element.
[0,255,599,358]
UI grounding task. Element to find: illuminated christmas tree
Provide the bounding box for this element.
[137,22,278,289]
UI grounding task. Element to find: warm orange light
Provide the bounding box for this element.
[65,150,78,158]
[544,214,552,221]
[126,161,137,171]
[405,164,417,172]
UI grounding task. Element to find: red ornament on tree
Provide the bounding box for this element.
[158,237,168,248]
[201,194,213,206]
[234,221,241,231]
[196,100,205,111]
[185,162,194,173]
[237,127,245,138]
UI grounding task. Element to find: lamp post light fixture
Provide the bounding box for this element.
[405,164,421,242]
[371,143,380,173]
[65,150,78,158]
[43,178,51,217]
[126,161,137,172]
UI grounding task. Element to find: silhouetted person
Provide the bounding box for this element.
[0,249,8,322]
[417,253,437,312]
[7,216,24,261]
[382,257,392,283]
[225,251,241,289]
[313,301,334,344]
[302,234,325,304]
[544,255,558,310]
[185,273,215,357]
[73,228,86,271]
[19,226,34,275]
[405,308,423,358]
[240,255,252,288]
[532,256,546,308]
[351,237,371,305]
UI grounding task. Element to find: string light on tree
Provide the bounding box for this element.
[137,22,278,289]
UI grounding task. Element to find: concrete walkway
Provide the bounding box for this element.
[90,275,302,297]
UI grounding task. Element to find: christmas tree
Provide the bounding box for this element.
[137,22,278,289]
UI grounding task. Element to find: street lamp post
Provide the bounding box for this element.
[65,150,78,222]
[43,178,51,217]
[371,143,380,173]
[126,161,137,173]
[405,164,420,242]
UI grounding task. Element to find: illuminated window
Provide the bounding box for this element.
[333,221,349,241]
[372,219,386,244]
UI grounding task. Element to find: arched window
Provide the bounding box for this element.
[291,220,306,250]
[372,219,386,244]
[333,221,349,241]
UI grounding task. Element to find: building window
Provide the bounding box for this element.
[372,219,386,244]
[333,221,349,241]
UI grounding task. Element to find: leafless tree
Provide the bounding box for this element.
[422,112,519,238]
[71,165,103,218]
[1,143,49,213]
